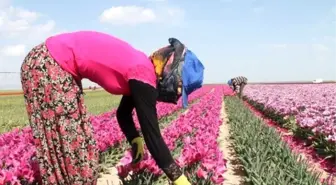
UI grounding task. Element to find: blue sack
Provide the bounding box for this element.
[181,50,205,108]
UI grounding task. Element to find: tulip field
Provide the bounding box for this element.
[243,84,336,184]
[0,84,335,185]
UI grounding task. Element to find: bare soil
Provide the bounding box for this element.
[97,167,123,185]
[218,101,246,185]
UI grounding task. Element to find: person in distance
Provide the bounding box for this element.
[227,76,248,98]
[20,30,204,185]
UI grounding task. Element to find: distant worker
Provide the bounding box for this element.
[227,76,248,98]
[20,31,204,185]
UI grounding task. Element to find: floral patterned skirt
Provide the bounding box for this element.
[20,43,99,185]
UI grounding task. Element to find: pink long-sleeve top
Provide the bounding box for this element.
[45,31,157,95]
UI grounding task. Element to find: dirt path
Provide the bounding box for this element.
[97,167,123,185]
[218,101,246,185]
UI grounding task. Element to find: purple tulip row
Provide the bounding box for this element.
[244,84,336,142]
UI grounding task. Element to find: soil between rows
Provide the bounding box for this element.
[219,101,246,185]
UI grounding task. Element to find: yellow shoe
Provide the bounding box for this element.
[173,174,191,185]
[131,137,144,164]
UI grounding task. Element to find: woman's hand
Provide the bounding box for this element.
[131,137,144,164]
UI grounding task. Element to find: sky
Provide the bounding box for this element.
[0,0,335,89]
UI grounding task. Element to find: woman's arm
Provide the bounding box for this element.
[128,79,189,183]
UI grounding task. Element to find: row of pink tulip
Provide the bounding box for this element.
[116,86,229,184]
[92,86,212,151]
[0,86,212,184]
[116,88,217,176]
[177,86,228,183]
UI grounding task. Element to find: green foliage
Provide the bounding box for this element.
[225,96,321,185]
[98,98,203,184]
[99,107,184,176]
[119,99,215,185]
[0,90,121,133]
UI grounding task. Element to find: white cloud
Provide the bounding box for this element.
[0,2,61,74]
[8,6,39,22]
[99,5,185,26]
[1,44,26,57]
[0,6,56,40]
[99,6,156,25]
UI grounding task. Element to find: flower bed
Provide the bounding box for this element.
[225,96,322,185]
[245,102,335,184]
[0,87,212,184]
[244,84,336,159]
[116,86,228,184]
[93,86,211,152]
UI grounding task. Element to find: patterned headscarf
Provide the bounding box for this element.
[149,45,174,79]
[149,38,186,104]
[150,38,186,79]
